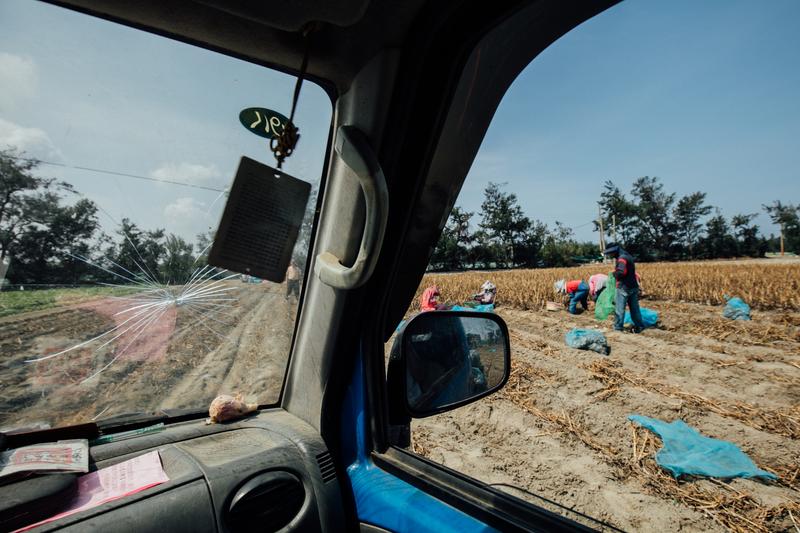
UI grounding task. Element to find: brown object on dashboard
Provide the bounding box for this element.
[206,394,258,424]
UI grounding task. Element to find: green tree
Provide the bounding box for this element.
[673,192,713,256]
[467,229,499,270]
[1,149,76,267]
[106,219,166,284]
[513,219,547,268]
[540,222,597,267]
[700,210,737,258]
[478,182,532,268]
[763,200,800,253]
[161,234,195,283]
[430,206,474,270]
[11,197,100,284]
[630,176,677,259]
[596,180,638,247]
[731,213,764,257]
[194,230,215,266]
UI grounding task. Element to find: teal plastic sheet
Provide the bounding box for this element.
[565,328,609,355]
[451,304,494,313]
[628,415,777,480]
[723,296,751,321]
[624,307,658,328]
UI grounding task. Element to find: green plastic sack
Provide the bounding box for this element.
[595,277,615,321]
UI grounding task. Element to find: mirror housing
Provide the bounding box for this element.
[387,310,511,439]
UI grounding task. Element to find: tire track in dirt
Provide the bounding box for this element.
[160,286,294,410]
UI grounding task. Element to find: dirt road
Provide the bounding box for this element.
[410,301,800,532]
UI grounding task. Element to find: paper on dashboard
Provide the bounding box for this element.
[15,450,169,532]
[0,439,89,478]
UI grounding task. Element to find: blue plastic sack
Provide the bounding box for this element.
[565,328,609,355]
[628,415,777,480]
[723,296,751,321]
[624,307,658,328]
[451,304,494,313]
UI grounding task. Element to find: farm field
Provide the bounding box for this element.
[406,260,800,532]
[1,259,798,531]
[0,282,295,430]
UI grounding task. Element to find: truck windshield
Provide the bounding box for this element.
[0,1,331,431]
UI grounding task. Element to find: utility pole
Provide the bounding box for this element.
[612,214,618,244]
[780,222,785,256]
[598,204,605,257]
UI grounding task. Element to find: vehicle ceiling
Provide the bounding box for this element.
[47,0,429,94]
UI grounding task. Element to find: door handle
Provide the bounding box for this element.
[315,125,389,289]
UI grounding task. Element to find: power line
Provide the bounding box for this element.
[6,155,226,193]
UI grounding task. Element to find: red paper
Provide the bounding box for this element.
[16,450,169,532]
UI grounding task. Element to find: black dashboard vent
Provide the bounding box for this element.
[315,451,336,483]
[227,471,304,532]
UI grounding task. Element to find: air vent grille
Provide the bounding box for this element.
[227,471,304,532]
[315,451,336,483]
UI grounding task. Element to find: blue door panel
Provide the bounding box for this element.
[341,349,497,533]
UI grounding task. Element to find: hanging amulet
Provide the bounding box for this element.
[270,120,300,163]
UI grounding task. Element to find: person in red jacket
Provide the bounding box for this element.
[420,285,447,311]
[554,279,589,314]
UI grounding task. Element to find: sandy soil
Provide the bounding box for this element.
[0,282,297,429]
[408,301,800,532]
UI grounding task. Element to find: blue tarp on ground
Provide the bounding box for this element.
[624,307,659,328]
[451,304,495,313]
[723,296,751,321]
[628,415,777,480]
[565,328,610,355]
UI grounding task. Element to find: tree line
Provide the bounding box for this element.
[430,178,798,271]
[1,148,318,288]
[2,148,797,283]
[0,149,214,287]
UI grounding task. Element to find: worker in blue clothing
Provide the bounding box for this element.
[554,279,590,314]
[604,243,645,333]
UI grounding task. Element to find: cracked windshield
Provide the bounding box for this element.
[0,1,331,431]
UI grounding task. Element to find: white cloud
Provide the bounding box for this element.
[165,196,205,221]
[0,52,38,110]
[150,162,226,189]
[0,118,62,161]
[163,196,218,240]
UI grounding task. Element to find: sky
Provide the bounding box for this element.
[460,0,800,241]
[0,0,332,249]
[1,0,799,251]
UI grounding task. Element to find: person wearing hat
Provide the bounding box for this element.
[472,280,497,305]
[554,278,589,314]
[603,243,645,332]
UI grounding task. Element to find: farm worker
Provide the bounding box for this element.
[603,243,645,333]
[588,273,608,301]
[285,260,301,300]
[420,285,445,311]
[554,279,589,314]
[472,280,497,304]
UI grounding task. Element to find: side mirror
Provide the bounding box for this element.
[387,311,510,426]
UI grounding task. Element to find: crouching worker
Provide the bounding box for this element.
[554,279,589,314]
[472,280,497,305]
[420,285,449,311]
[588,273,608,301]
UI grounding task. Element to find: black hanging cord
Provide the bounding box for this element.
[271,27,313,169]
